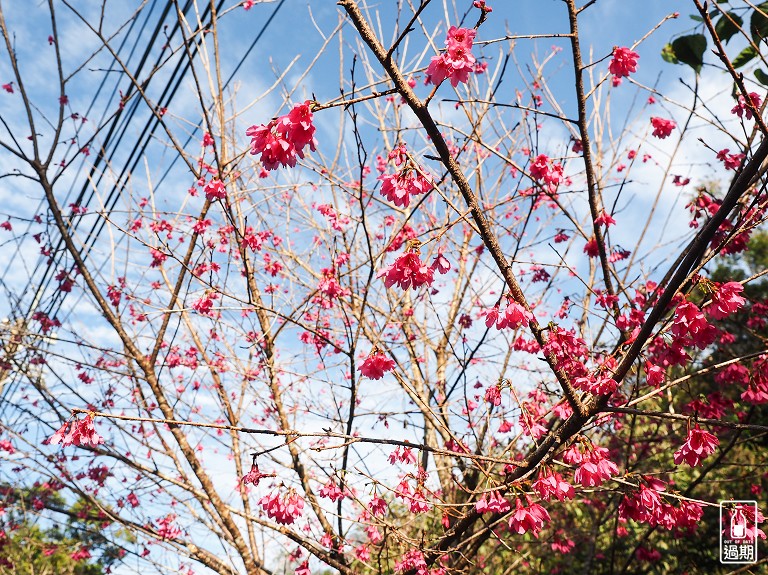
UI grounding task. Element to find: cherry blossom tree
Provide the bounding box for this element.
[1,1,767,574]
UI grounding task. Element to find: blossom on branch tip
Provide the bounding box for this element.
[609,46,639,81]
[650,117,676,139]
[46,415,104,447]
[426,26,479,87]
[246,100,317,171]
[508,497,550,537]
[377,243,434,291]
[706,281,745,320]
[258,489,304,525]
[359,350,395,379]
[673,425,718,467]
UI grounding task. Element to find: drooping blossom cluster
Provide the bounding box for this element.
[378,242,450,291]
[484,298,534,330]
[528,154,564,194]
[731,91,761,120]
[706,281,746,319]
[259,489,305,525]
[673,425,719,467]
[717,148,745,171]
[246,100,316,170]
[475,490,511,514]
[564,444,619,487]
[359,350,396,379]
[650,116,676,139]
[379,166,433,208]
[508,497,551,538]
[240,462,274,487]
[609,46,639,86]
[319,480,345,502]
[155,514,182,540]
[573,372,618,396]
[47,414,104,447]
[670,300,717,350]
[532,468,575,501]
[426,26,479,87]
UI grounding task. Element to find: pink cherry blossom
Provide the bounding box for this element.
[731,92,761,119]
[319,479,344,502]
[650,117,676,139]
[246,100,317,170]
[574,446,619,486]
[532,469,575,501]
[475,490,511,514]
[673,425,718,467]
[259,489,305,525]
[377,250,434,291]
[508,497,550,538]
[47,415,104,447]
[426,26,479,87]
[359,351,395,379]
[706,281,745,320]
[670,300,717,349]
[609,46,639,80]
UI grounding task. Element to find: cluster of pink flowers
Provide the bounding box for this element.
[508,497,550,538]
[565,445,619,487]
[246,100,316,170]
[731,91,761,120]
[475,490,511,514]
[670,300,717,350]
[650,117,676,139]
[259,489,305,525]
[379,168,433,208]
[706,281,746,319]
[47,415,104,447]
[240,462,273,487]
[573,372,618,396]
[378,246,450,291]
[359,350,396,379]
[319,479,344,502]
[673,425,719,467]
[204,178,226,201]
[426,26,479,87]
[532,468,575,501]
[609,46,639,86]
[529,154,564,194]
[484,299,534,330]
[717,148,745,171]
[156,514,182,540]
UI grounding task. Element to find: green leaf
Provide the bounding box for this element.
[715,12,743,43]
[755,68,768,85]
[671,34,707,73]
[661,43,679,64]
[690,14,704,22]
[733,45,758,68]
[750,2,768,43]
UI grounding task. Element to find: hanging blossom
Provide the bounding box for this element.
[670,300,717,350]
[359,349,396,380]
[532,468,575,502]
[259,489,305,525]
[378,144,432,208]
[529,154,564,194]
[706,281,746,320]
[246,100,317,171]
[673,425,719,467]
[573,445,619,487]
[608,46,639,85]
[650,117,676,139]
[484,298,534,330]
[46,414,104,447]
[731,91,761,120]
[426,26,480,87]
[475,490,511,514]
[508,496,551,538]
[378,240,449,291]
